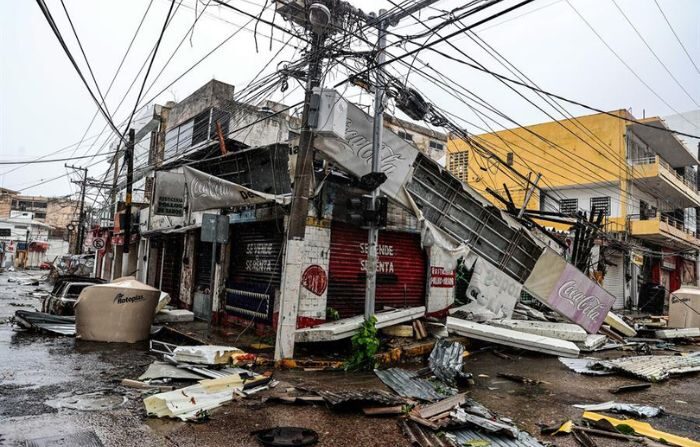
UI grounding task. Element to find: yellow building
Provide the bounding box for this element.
[447,110,700,310]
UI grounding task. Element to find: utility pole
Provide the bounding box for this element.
[121,128,135,277]
[364,0,439,319]
[275,4,330,361]
[66,164,88,254]
[364,14,387,319]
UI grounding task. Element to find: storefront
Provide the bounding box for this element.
[225,220,284,322]
[327,222,426,318]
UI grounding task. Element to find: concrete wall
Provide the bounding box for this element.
[167,80,236,129]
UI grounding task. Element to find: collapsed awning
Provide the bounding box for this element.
[141,224,201,237]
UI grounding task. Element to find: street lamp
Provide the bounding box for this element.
[308,3,330,33]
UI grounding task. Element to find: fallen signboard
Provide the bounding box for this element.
[523,248,615,334]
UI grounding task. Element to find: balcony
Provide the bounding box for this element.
[627,213,700,250]
[630,155,700,209]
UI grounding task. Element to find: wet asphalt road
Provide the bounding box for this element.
[1,270,699,447]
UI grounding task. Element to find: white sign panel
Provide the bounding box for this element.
[314,102,419,205]
[183,166,290,212]
[463,257,522,319]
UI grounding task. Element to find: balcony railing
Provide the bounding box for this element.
[630,155,698,192]
[628,213,698,239]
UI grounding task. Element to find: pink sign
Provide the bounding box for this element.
[545,263,615,333]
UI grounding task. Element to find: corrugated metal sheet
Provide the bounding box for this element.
[375,368,454,402]
[328,222,426,318]
[398,420,457,447]
[428,339,470,386]
[316,389,406,409]
[448,428,545,447]
[591,353,700,382]
[226,220,284,321]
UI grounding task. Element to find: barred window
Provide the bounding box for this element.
[448,151,469,183]
[590,196,611,216]
[559,198,578,215]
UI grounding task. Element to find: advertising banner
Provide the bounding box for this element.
[183,166,289,212]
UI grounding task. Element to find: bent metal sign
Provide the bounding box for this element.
[524,248,615,334]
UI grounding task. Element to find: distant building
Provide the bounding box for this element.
[384,114,447,162]
[447,109,700,310]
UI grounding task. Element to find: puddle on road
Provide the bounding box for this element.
[45,392,127,411]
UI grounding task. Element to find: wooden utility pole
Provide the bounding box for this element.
[66,164,88,254]
[121,128,135,277]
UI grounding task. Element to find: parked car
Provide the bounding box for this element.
[43,278,106,316]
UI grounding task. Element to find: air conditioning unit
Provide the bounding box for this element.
[310,88,347,140]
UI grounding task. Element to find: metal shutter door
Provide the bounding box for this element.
[327,222,426,318]
[603,254,625,310]
[226,220,284,321]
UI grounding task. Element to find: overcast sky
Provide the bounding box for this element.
[1,0,698,202]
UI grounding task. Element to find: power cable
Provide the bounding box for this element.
[565,0,697,128]
[653,0,700,77]
[611,0,699,107]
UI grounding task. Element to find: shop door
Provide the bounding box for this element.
[603,254,626,310]
[327,222,426,318]
[159,236,183,302]
[226,220,284,321]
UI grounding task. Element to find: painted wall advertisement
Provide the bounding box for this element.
[524,248,615,334]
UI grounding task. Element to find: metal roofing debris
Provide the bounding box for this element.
[398,419,457,447]
[655,328,700,339]
[138,361,204,381]
[375,368,454,402]
[573,401,663,418]
[451,408,519,438]
[558,357,613,376]
[591,353,700,382]
[583,412,700,447]
[315,389,406,409]
[448,427,546,447]
[295,306,426,342]
[488,319,588,342]
[428,339,471,386]
[446,317,580,357]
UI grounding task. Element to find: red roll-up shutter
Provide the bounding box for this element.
[327,222,426,318]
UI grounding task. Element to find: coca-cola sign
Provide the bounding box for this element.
[524,248,615,334]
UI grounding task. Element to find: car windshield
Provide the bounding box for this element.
[64,284,92,298]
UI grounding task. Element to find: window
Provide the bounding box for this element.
[429,141,444,151]
[34,212,46,219]
[397,130,414,142]
[448,151,469,183]
[590,196,611,216]
[506,152,514,166]
[559,198,578,215]
[33,201,47,209]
